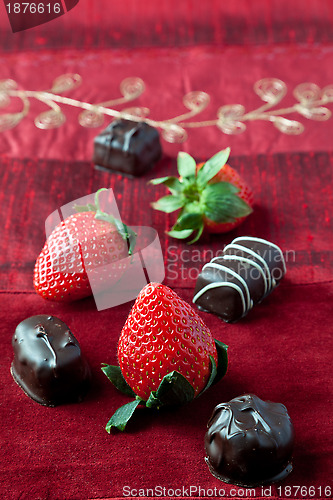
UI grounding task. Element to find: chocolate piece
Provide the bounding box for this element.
[193,236,286,322]
[93,118,162,176]
[11,315,91,406]
[205,394,294,487]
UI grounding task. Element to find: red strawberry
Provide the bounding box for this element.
[197,160,254,234]
[118,282,217,399]
[34,189,136,302]
[150,148,253,243]
[102,282,228,431]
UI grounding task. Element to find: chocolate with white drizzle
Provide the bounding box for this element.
[205,394,294,487]
[193,237,286,322]
[11,315,91,406]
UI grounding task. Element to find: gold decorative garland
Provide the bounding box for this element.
[0,74,333,143]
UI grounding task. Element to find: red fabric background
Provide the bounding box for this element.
[3,44,333,161]
[2,0,333,51]
[0,152,332,292]
[0,153,332,500]
[0,285,332,499]
[0,1,333,499]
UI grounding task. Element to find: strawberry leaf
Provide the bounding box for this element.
[172,212,203,231]
[204,194,252,223]
[177,152,197,179]
[213,339,228,385]
[198,340,228,397]
[197,148,230,187]
[151,195,184,213]
[187,222,204,244]
[145,391,160,408]
[101,364,136,397]
[198,355,217,396]
[105,398,142,432]
[149,176,183,195]
[149,176,175,185]
[170,213,205,244]
[167,228,194,239]
[111,219,137,256]
[146,371,195,409]
[202,181,239,198]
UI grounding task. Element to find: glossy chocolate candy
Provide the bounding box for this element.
[193,236,286,322]
[93,118,162,176]
[205,394,294,487]
[11,315,91,406]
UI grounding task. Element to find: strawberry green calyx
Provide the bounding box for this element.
[74,188,137,255]
[150,148,253,243]
[101,339,228,432]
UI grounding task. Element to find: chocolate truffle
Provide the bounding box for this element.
[11,315,91,406]
[93,118,162,176]
[193,236,286,322]
[205,394,294,487]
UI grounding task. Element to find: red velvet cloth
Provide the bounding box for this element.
[0,153,332,500]
[0,1,333,499]
[2,44,333,161]
[0,285,332,499]
[1,0,333,51]
[0,153,332,292]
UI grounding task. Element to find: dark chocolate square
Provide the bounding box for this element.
[93,119,162,177]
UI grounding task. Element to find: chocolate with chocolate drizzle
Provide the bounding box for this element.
[11,315,91,406]
[205,394,294,487]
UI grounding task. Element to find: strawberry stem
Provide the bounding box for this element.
[94,188,108,211]
[151,149,252,243]
[102,340,228,432]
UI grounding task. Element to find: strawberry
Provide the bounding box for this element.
[34,188,136,302]
[150,148,253,243]
[102,282,228,432]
